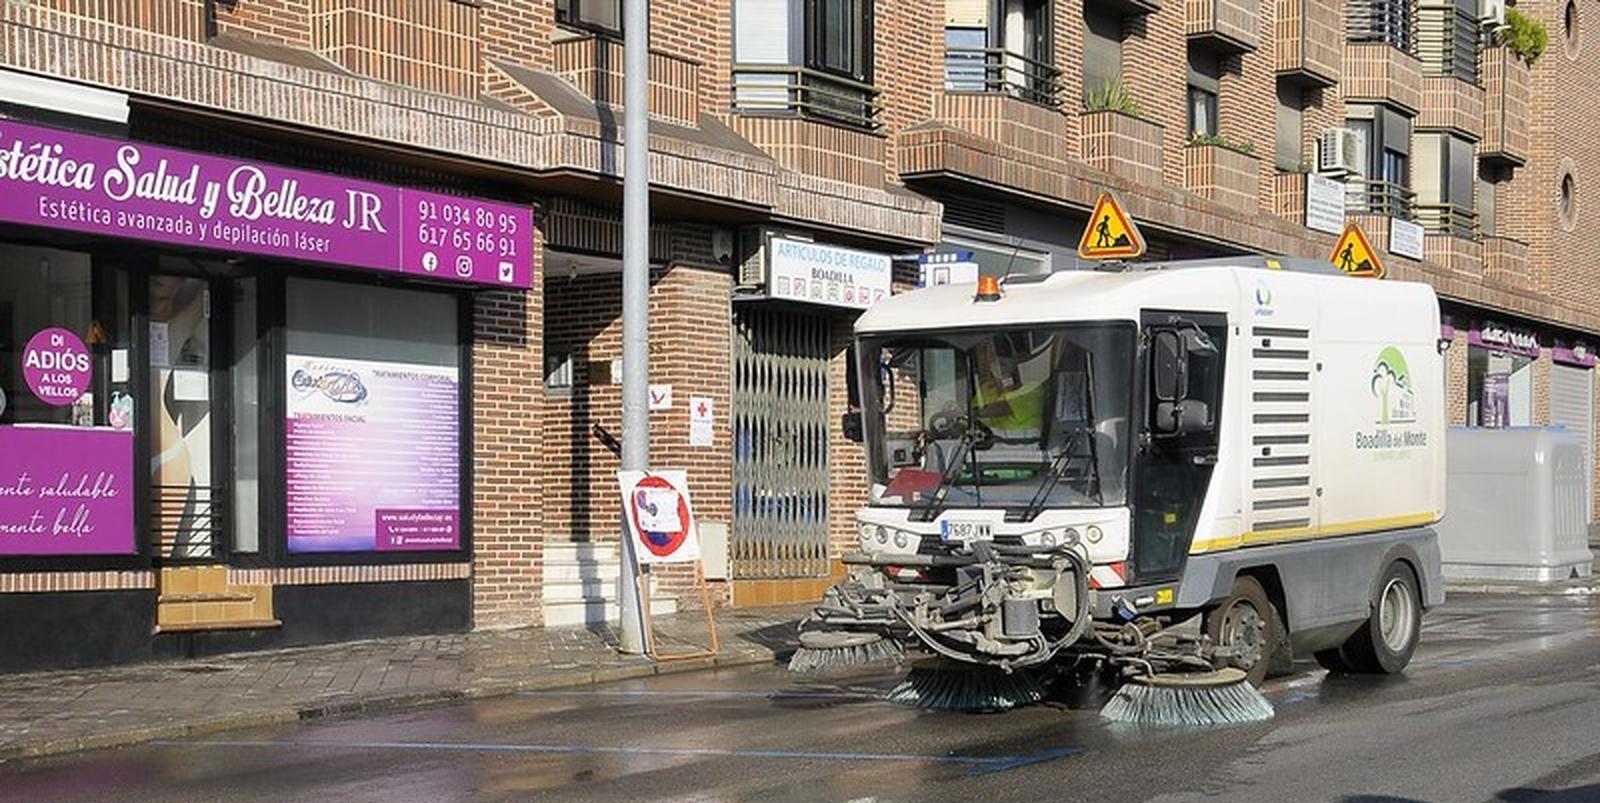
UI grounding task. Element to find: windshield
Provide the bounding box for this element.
[858,323,1135,513]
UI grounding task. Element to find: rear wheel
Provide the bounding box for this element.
[1338,561,1422,674]
[1204,576,1284,687]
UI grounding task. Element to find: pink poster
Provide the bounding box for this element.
[0,427,135,555]
[285,355,461,552]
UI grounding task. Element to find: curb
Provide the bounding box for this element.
[1446,583,1600,596]
[0,647,783,765]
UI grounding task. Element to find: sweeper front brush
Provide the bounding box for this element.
[886,666,1047,713]
[787,631,905,673]
[1099,668,1274,727]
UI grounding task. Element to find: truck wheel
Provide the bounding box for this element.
[1339,561,1422,674]
[1204,576,1283,687]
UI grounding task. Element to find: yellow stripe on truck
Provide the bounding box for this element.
[1189,512,1440,554]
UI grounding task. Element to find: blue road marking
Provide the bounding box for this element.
[156,738,1082,774]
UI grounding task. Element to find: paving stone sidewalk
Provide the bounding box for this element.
[0,605,807,764]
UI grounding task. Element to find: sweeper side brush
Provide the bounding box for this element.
[787,631,905,673]
[886,666,1047,713]
[1099,668,1274,727]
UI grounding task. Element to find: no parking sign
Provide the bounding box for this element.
[618,470,700,565]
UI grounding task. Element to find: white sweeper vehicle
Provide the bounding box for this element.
[791,256,1446,722]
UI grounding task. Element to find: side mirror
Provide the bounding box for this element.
[842,411,864,443]
[1153,400,1211,437]
[1152,330,1185,402]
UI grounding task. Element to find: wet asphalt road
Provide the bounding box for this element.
[5,593,1600,803]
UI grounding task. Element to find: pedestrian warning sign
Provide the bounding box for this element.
[1077,191,1146,260]
[1329,223,1384,279]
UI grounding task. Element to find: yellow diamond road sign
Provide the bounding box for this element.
[1330,222,1385,279]
[1077,191,1146,260]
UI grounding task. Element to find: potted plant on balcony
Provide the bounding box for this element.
[1185,133,1260,210]
[1080,78,1164,184]
[1500,8,1548,66]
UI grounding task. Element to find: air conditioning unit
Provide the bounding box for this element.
[1318,128,1364,176]
[735,226,767,289]
[1481,0,1506,26]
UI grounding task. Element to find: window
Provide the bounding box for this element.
[1413,132,1475,235]
[545,349,575,395]
[1187,50,1220,137]
[1417,0,1479,81]
[809,0,871,80]
[0,244,128,430]
[1479,163,1506,236]
[1348,0,1413,52]
[1561,172,1578,229]
[284,279,464,554]
[1566,0,1580,56]
[732,0,877,127]
[556,0,621,35]
[1346,104,1414,217]
[1468,346,1533,427]
[1275,85,1304,171]
[943,0,1057,105]
[1082,4,1125,100]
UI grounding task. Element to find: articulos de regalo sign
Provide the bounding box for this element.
[0,119,533,288]
[0,427,134,556]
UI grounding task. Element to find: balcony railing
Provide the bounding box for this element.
[732,65,882,130]
[1416,3,1480,82]
[1347,178,1416,219]
[1416,202,1478,239]
[944,48,1063,108]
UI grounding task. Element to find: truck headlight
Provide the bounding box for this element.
[893,530,909,549]
[1086,525,1103,544]
[876,526,889,545]
[1039,530,1057,547]
[1062,527,1080,546]
[858,523,875,547]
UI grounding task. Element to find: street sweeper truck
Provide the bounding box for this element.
[793,255,1446,717]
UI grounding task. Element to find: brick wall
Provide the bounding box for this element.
[1124,3,1191,186]
[38,0,205,40]
[213,0,312,46]
[311,0,480,97]
[472,231,546,629]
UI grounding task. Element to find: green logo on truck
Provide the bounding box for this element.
[1370,346,1416,425]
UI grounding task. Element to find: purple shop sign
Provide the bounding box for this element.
[1468,324,1541,358]
[0,426,134,556]
[22,327,90,407]
[1553,344,1598,369]
[0,119,532,289]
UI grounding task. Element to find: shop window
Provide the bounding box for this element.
[1187,50,1220,137]
[1468,347,1533,427]
[556,0,622,36]
[732,0,877,128]
[0,244,130,430]
[284,279,464,555]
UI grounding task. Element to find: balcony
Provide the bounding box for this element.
[1347,178,1415,219]
[1481,46,1530,167]
[1344,43,1423,115]
[1483,235,1531,288]
[944,48,1063,108]
[1081,110,1166,187]
[1275,0,1340,87]
[1187,0,1261,52]
[1424,231,1484,279]
[1274,171,1308,221]
[1416,203,1478,239]
[1185,143,1260,212]
[1416,76,1484,141]
[554,33,702,125]
[732,65,883,131]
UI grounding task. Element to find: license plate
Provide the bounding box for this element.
[939,519,993,544]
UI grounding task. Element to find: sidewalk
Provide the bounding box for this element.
[1443,553,1600,596]
[0,605,807,764]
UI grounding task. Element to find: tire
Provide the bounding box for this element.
[1338,561,1422,674]
[1204,576,1285,687]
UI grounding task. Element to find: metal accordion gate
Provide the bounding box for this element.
[731,306,833,580]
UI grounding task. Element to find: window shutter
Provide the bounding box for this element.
[946,0,989,27]
[735,0,793,63]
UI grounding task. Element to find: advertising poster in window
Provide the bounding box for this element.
[0,426,134,555]
[285,355,460,553]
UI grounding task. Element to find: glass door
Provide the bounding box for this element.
[148,273,223,562]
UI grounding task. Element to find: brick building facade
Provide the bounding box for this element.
[0,0,1593,670]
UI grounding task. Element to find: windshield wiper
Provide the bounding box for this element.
[1012,356,1103,523]
[910,416,992,523]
